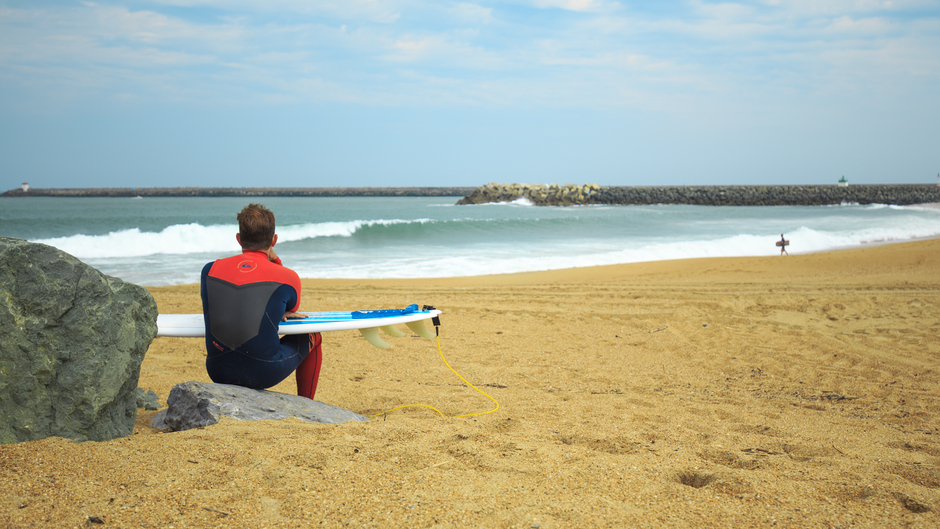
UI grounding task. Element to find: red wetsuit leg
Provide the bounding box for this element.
[296,333,323,399]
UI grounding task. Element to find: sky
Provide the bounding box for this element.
[1,0,939,189]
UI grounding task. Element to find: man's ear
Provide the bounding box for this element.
[270,234,278,247]
[236,233,242,246]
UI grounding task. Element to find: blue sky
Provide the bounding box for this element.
[1,0,938,189]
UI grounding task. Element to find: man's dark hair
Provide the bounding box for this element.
[237,203,276,250]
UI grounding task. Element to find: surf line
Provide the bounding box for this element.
[369,312,500,419]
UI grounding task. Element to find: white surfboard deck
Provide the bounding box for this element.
[156,308,441,349]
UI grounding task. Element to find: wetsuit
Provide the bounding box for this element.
[200,250,322,398]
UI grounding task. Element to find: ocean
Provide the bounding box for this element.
[2,196,939,287]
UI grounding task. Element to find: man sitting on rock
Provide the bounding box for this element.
[200,203,323,399]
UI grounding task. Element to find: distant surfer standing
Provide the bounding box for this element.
[200,203,323,399]
[779,234,789,256]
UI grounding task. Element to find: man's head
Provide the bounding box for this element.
[237,203,276,250]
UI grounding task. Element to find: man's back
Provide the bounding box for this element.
[202,250,300,352]
[200,250,304,389]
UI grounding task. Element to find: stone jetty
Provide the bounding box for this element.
[1,186,476,198]
[6,183,938,206]
[455,183,940,207]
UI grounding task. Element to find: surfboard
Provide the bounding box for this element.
[776,240,790,247]
[156,305,441,349]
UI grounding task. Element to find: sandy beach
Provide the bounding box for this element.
[2,238,939,528]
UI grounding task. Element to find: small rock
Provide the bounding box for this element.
[895,492,932,513]
[136,388,160,410]
[151,381,367,431]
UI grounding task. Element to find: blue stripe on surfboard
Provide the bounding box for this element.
[154,310,436,328]
[280,310,435,326]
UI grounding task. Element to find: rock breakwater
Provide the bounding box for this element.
[455,183,940,206]
[456,183,603,206]
[2,186,476,198]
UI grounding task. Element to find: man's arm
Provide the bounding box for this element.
[265,247,281,264]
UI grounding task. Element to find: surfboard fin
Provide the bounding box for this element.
[359,328,391,349]
[380,325,405,337]
[405,319,435,339]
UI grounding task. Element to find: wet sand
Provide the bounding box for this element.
[2,239,939,527]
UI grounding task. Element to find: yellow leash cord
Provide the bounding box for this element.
[368,333,500,419]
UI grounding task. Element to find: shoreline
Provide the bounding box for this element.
[803,231,940,258]
[142,233,940,289]
[4,238,939,527]
[282,236,940,289]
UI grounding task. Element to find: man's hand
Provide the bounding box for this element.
[282,311,305,321]
[265,247,279,263]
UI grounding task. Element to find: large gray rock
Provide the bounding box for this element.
[0,236,158,444]
[151,381,367,431]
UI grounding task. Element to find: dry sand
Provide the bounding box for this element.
[3,239,940,528]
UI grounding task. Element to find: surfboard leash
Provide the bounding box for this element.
[368,307,500,419]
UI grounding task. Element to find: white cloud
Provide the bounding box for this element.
[761,0,922,16]
[525,0,621,13]
[826,15,898,34]
[379,32,509,72]
[452,3,496,24]
[690,1,759,20]
[93,5,246,45]
[145,0,404,23]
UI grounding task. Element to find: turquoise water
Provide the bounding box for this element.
[2,196,939,286]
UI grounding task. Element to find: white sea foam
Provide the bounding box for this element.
[32,219,433,259]
[33,224,239,259]
[465,198,535,207]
